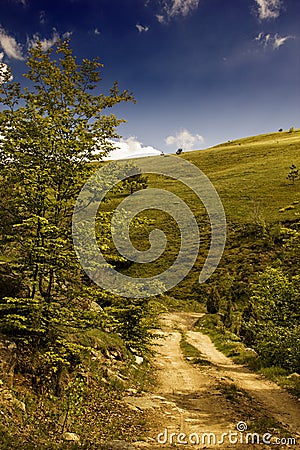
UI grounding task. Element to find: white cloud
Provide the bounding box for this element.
[39,10,46,24]
[255,31,294,49]
[156,14,165,23]
[165,129,204,150]
[0,28,24,60]
[136,24,149,33]
[273,33,294,48]
[255,31,264,41]
[255,0,282,20]
[106,137,161,160]
[255,32,271,47]
[62,31,73,39]
[28,30,72,52]
[160,0,200,21]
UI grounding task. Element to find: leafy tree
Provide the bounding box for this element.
[223,298,234,330]
[242,268,300,371]
[0,39,136,387]
[280,227,300,276]
[206,286,220,314]
[122,173,148,194]
[287,164,299,185]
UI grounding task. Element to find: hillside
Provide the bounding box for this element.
[1,129,300,449]
[112,129,300,302]
[184,129,300,223]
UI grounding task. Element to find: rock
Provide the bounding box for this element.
[287,372,300,379]
[126,388,138,395]
[63,432,80,442]
[244,348,258,357]
[151,395,166,401]
[90,301,103,312]
[134,356,143,365]
[110,350,123,360]
[105,368,125,384]
[125,403,141,412]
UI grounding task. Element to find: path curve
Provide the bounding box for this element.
[125,312,299,449]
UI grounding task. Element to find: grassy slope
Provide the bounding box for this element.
[183,129,300,223]
[113,129,300,301]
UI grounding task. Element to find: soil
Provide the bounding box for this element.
[125,312,300,449]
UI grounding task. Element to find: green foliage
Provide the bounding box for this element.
[121,173,148,194]
[223,298,234,330]
[0,38,133,301]
[0,39,149,392]
[280,227,300,275]
[287,164,299,185]
[206,286,220,314]
[242,268,300,372]
[107,295,162,354]
[61,370,87,432]
[0,296,47,336]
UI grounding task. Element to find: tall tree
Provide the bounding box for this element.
[0,39,134,383]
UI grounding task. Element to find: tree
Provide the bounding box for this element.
[122,173,148,194]
[206,286,220,314]
[242,268,300,371]
[0,39,135,387]
[287,164,299,185]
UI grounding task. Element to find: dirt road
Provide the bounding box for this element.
[125,312,300,449]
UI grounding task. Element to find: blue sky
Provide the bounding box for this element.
[0,0,299,158]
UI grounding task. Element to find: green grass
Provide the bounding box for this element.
[259,367,300,398]
[179,332,211,366]
[123,128,300,224]
[101,129,300,301]
[183,129,300,223]
[196,314,300,398]
[196,314,263,368]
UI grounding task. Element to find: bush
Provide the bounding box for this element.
[206,286,220,314]
[242,268,300,372]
